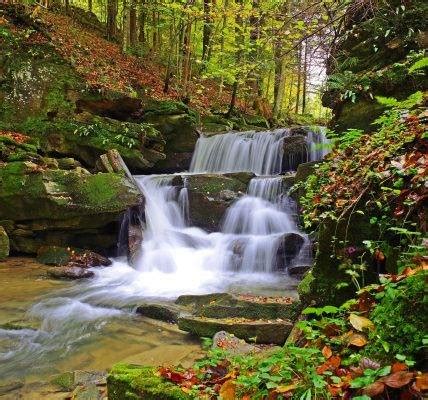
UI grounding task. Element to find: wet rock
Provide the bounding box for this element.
[71,384,103,400]
[47,266,95,280]
[128,223,143,265]
[37,245,72,265]
[288,264,311,277]
[178,316,293,344]
[282,135,309,171]
[136,303,183,323]
[68,250,112,268]
[184,173,253,231]
[276,233,306,269]
[0,226,9,260]
[51,370,106,392]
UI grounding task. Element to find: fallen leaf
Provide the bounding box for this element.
[414,372,428,392]
[362,381,385,396]
[380,371,415,388]
[347,333,368,347]
[219,380,236,400]
[391,362,408,373]
[322,345,332,359]
[349,314,375,332]
[275,383,296,393]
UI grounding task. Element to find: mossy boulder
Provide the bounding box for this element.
[0,161,141,254]
[141,100,199,172]
[0,226,9,260]
[136,303,184,323]
[184,172,253,231]
[107,364,190,400]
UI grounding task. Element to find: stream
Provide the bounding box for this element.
[0,127,328,386]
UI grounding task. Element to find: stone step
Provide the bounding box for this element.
[178,316,293,345]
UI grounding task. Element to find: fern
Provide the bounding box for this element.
[409,57,428,73]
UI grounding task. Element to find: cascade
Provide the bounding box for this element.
[0,127,328,381]
[190,127,329,174]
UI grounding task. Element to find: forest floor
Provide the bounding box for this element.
[30,8,240,114]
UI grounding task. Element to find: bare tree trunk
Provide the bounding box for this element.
[106,0,118,40]
[138,0,146,43]
[182,0,195,99]
[129,0,137,47]
[122,0,130,52]
[202,0,212,64]
[295,45,302,114]
[302,40,309,114]
[273,56,287,120]
[218,0,229,96]
[88,0,92,13]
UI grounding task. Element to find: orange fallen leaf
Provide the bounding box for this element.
[391,362,408,373]
[347,333,368,347]
[414,372,428,392]
[322,345,332,359]
[219,379,236,400]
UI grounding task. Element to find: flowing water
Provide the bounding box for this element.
[0,127,328,386]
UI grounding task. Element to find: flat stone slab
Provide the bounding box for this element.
[136,303,186,323]
[175,293,233,307]
[178,316,293,344]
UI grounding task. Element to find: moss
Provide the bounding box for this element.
[107,364,190,400]
[0,226,9,260]
[50,372,75,391]
[297,271,315,303]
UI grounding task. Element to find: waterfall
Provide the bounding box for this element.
[190,129,286,175]
[190,127,330,174]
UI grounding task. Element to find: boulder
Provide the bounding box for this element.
[276,232,306,269]
[108,364,189,400]
[212,331,259,355]
[184,173,253,231]
[288,264,311,277]
[282,135,309,171]
[0,162,141,254]
[47,266,95,280]
[178,316,293,345]
[175,293,233,307]
[0,226,9,260]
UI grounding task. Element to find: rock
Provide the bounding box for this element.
[184,173,253,231]
[288,264,311,277]
[175,293,233,307]
[0,226,9,260]
[128,223,143,265]
[200,294,301,321]
[37,245,71,265]
[212,331,259,355]
[136,303,183,323]
[50,370,106,392]
[47,266,95,280]
[0,381,24,395]
[58,157,81,170]
[276,232,306,269]
[178,316,293,345]
[108,364,190,400]
[142,100,199,173]
[68,250,112,268]
[282,135,309,171]
[0,162,141,254]
[71,384,102,400]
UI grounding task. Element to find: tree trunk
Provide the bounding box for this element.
[273,56,287,120]
[202,0,212,64]
[138,0,146,43]
[295,45,302,114]
[302,40,309,114]
[88,0,92,13]
[129,0,137,47]
[122,0,130,52]
[182,0,195,98]
[106,0,118,40]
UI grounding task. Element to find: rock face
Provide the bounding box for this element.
[0,161,141,254]
[322,0,428,132]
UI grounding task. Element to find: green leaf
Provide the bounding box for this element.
[409,57,428,73]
